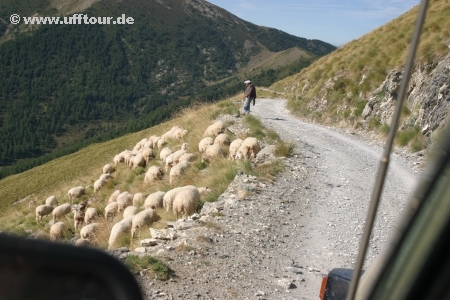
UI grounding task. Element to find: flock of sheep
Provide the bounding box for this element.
[32,119,262,250]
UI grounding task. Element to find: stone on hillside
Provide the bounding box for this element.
[166,219,201,230]
[134,247,148,253]
[150,228,177,240]
[200,201,223,215]
[199,215,212,223]
[140,238,158,247]
[278,278,294,290]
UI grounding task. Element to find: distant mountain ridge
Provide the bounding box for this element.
[0,0,336,177]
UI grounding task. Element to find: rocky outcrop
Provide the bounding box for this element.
[362,53,450,139]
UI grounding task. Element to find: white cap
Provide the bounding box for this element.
[244,80,251,84]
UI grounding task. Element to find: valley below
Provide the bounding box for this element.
[117,99,422,299]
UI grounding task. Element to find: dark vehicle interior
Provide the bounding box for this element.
[0,233,143,299]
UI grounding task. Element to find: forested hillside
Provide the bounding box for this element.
[0,0,336,178]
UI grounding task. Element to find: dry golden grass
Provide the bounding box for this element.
[0,98,287,251]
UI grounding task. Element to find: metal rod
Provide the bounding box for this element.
[346,1,429,299]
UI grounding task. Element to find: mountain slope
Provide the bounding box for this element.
[269,0,450,151]
[0,0,336,177]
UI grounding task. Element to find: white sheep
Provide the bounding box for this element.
[68,186,85,203]
[80,223,100,240]
[156,137,166,149]
[108,216,133,250]
[45,196,58,207]
[199,137,214,152]
[202,121,225,138]
[130,154,146,169]
[172,187,201,220]
[49,221,67,241]
[144,166,163,184]
[132,193,145,207]
[236,137,261,159]
[144,191,166,209]
[169,160,190,187]
[214,133,230,147]
[94,179,106,194]
[201,144,224,162]
[140,147,154,163]
[123,152,134,167]
[73,207,85,231]
[99,173,113,182]
[151,136,161,149]
[161,126,182,140]
[52,203,72,223]
[117,192,133,212]
[165,150,185,172]
[123,206,139,219]
[198,186,212,195]
[102,163,114,174]
[171,127,188,140]
[140,138,148,147]
[144,139,154,148]
[228,138,243,160]
[175,129,188,140]
[114,149,131,166]
[165,143,189,172]
[113,154,124,166]
[84,207,97,224]
[108,190,121,203]
[35,204,54,222]
[131,208,161,239]
[178,152,195,163]
[75,238,91,247]
[105,202,119,221]
[133,141,142,152]
[163,185,196,214]
[159,147,173,163]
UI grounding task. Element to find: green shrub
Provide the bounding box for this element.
[194,161,208,171]
[411,135,426,152]
[369,118,382,130]
[343,109,351,118]
[381,124,390,135]
[244,115,265,140]
[396,126,420,146]
[355,100,368,116]
[124,255,172,280]
[274,140,295,157]
[266,130,279,142]
[133,167,145,175]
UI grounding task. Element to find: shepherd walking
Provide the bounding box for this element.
[243,80,256,114]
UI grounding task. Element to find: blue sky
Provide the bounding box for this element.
[206,0,420,47]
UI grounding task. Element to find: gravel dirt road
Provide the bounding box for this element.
[137,98,421,299]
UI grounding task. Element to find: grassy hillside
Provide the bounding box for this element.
[269,0,449,150]
[0,98,291,250]
[0,0,334,177]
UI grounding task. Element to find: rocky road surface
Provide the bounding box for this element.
[128,99,421,299]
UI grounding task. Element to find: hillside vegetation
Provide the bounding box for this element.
[0,98,290,250]
[270,0,450,151]
[0,0,335,177]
